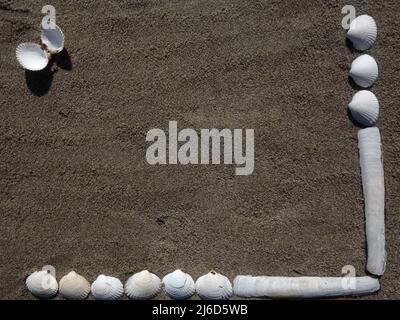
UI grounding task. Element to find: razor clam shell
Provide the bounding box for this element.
[350,54,378,88]
[358,127,386,276]
[347,15,377,51]
[91,275,123,300]
[59,271,91,300]
[348,90,379,127]
[26,270,58,299]
[233,276,380,298]
[195,271,232,300]
[162,269,195,300]
[125,270,161,300]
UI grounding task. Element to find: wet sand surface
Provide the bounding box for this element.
[0,0,399,299]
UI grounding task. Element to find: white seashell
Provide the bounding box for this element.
[347,15,377,51]
[358,128,386,276]
[348,90,379,127]
[233,276,380,298]
[16,43,49,71]
[349,54,378,88]
[59,271,91,300]
[195,271,232,300]
[125,270,161,300]
[26,270,58,299]
[162,269,195,300]
[41,22,65,54]
[91,275,123,300]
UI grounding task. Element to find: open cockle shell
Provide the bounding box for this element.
[347,15,377,51]
[16,43,49,71]
[349,54,378,88]
[195,271,232,300]
[162,269,195,300]
[348,90,379,127]
[91,275,123,300]
[59,271,91,300]
[41,22,65,54]
[26,270,58,299]
[125,270,161,300]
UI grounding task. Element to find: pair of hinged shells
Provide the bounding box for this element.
[16,22,65,71]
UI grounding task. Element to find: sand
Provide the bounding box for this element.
[0,0,399,299]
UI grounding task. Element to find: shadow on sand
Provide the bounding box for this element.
[25,48,73,96]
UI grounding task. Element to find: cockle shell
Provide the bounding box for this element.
[358,128,386,276]
[26,270,58,299]
[91,275,123,300]
[125,270,161,300]
[41,22,65,54]
[162,269,195,300]
[195,271,232,300]
[347,15,377,51]
[233,275,380,298]
[348,90,379,127]
[59,271,91,300]
[16,43,49,71]
[349,54,378,88]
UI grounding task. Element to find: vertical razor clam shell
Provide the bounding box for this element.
[358,127,386,276]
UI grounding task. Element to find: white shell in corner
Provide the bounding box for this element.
[125,270,161,300]
[59,271,91,300]
[162,269,195,300]
[358,128,386,276]
[16,43,49,71]
[41,21,65,54]
[26,270,58,299]
[348,90,379,127]
[347,15,377,51]
[350,54,378,88]
[91,275,123,300]
[195,271,232,300]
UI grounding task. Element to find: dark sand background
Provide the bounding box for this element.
[0,0,399,299]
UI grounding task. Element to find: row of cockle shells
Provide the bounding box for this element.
[26,266,232,300]
[346,15,380,127]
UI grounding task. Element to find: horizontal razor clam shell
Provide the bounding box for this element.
[233,276,380,298]
[358,128,386,276]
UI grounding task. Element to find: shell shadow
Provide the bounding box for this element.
[347,76,362,90]
[25,64,55,97]
[24,48,72,96]
[345,38,357,53]
[54,48,72,71]
[347,108,367,129]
